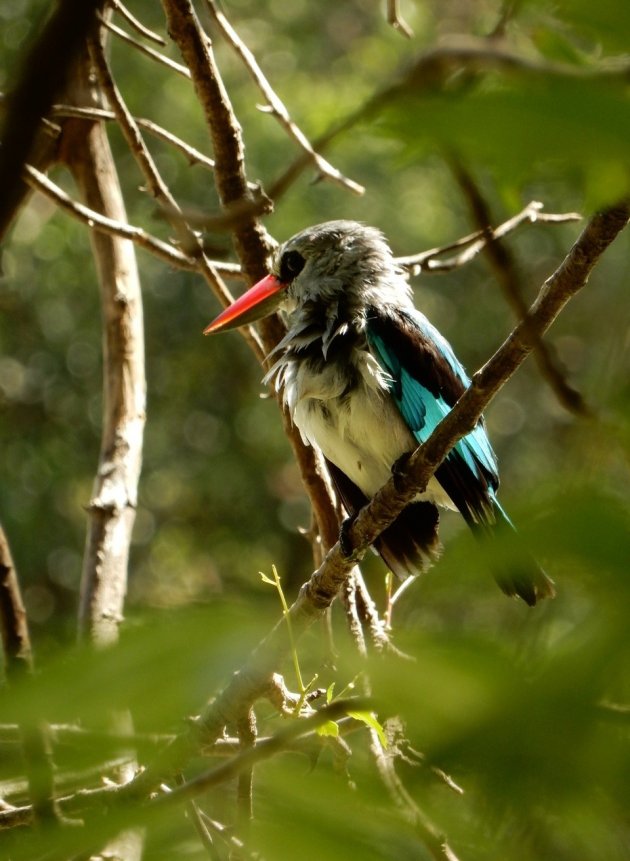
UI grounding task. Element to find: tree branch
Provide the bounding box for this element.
[449,159,591,416]
[0,0,107,241]
[162,0,340,556]
[23,163,203,271]
[98,14,191,78]
[0,526,60,827]
[205,0,364,195]
[109,0,166,46]
[395,200,581,274]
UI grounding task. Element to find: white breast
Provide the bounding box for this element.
[284,352,455,509]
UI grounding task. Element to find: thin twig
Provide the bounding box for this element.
[52,103,218,171]
[109,0,166,45]
[205,0,364,195]
[91,29,266,362]
[262,36,630,208]
[98,14,191,78]
[449,160,591,416]
[24,164,203,270]
[368,729,459,861]
[236,709,256,846]
[386,0,414,39]
[395,200,582,274]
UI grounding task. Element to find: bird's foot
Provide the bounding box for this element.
[339,513,360,560]
[391,451,413,493]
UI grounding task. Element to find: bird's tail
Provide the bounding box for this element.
[478,497,555,606]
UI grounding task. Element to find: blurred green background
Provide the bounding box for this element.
[1,1,630,859]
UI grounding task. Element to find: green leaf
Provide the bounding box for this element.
[348,711,388,749]
[316,719,340,738]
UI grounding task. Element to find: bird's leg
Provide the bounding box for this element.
[391,450,413,493]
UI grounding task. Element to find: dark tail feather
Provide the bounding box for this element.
[374,501,441,580]
[480,498,555,606]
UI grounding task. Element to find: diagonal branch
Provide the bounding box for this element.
[109,0,166,46]
[205,0,364,196]
[449,159,591,416]
[395,200,581,274]
[0,0,107,241]
[23,163,210,271]
[98,14,191,78]
[162,0,339,554]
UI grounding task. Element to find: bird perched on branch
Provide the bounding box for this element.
[205,220,554,606]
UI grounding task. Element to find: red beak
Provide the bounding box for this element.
[203,274,287,334]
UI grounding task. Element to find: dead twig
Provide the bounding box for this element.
[386,0,414,39]
[98,14,191,78]
[24,164,205,271]
[205,0,364,196]
[449,160,591,416]
[395,200,582,274]
[51,103,219,172]
[109,0,166,46]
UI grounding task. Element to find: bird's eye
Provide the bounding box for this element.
[279,250,306,283]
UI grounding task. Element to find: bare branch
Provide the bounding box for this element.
[109,0,166,45]
[386,0,414,39]
[161,0,274,284]
[24,164,205,271]
[449,160,591,416]
[90,29,265,361]
[395,200,582,273]
[0,527,61,826]
[0,525,33,680]
[205,0,364,195]
[368,728,459,861]
[161,0,340,559]
[341,203,630,567]
[98,14,191,78]
[64,66,146,650]
[52,103,219,171]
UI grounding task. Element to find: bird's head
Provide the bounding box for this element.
[204,220,409,334]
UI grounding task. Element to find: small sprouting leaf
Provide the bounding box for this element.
[348,711,388,749]
[326,682,335,704]
[316,720,340,738]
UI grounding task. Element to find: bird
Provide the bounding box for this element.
[204,220,555,606]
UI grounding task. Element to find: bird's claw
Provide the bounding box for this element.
[391,451,413,492]
[339,514,359,560]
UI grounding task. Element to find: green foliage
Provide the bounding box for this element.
[2,1,630,859]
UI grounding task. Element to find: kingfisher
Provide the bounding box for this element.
[204,220,554,606]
